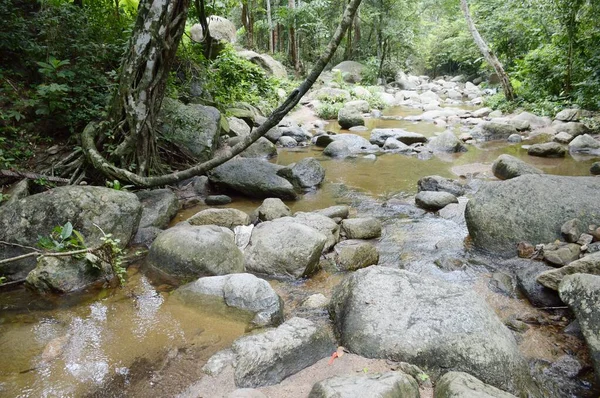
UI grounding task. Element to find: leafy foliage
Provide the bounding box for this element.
[37,222,86,252]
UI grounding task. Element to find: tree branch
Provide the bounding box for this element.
[82,0,363,188]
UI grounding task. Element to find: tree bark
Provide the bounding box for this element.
[83,0,364,187]
[266,0,274,53]
[460,0,515,101]
[288,0,299,76]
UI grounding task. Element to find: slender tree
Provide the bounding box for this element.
[266,0,274,53]
[460,0,515,100]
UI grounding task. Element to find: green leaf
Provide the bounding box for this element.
[61,222,73,240]
[73,230,86,246]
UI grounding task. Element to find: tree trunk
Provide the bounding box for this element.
[83,0,364,187]
[460,0,515,101]
[288,0,299,76]
[266,0,274,53]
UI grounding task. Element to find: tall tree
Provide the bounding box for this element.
[460,0,515,100]
[266,0,274,53]
[83,0,363,187]
[288,0,300,75]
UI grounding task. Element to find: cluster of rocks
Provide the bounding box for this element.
[414,175,465,212]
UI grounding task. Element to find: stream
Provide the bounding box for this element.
[1,105,598,397]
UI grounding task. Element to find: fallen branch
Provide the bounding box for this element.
[0,247,94,266]
[0,170,70,184]
[83,0,363,188]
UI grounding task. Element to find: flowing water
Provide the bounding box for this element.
[1,105,599,397]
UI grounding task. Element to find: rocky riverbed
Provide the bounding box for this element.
[1,74,600,397]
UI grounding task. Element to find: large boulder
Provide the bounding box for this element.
[337,108,365,129]
[187,208,250,229]
[244,221,327,278]
[513,259,563,308]
[370,129,427,146]
[237,50,287,79]
[435,372,517,398]
[135,188,179,229]
[230,317,334,387]
[190,16,236,43]
[274,212,340,251]
[277,158,325,189]
[568,134,600,155]
[309,372,419,398]
[465,175,600,256]
[481,122,519,141]
[428,131,467,153]
[0,186,141,281]
[158,98,221,162]
[553,121,590,136]
[230,136,277,159]
[209,158,298,200]
[555,109,582,122]
[559,274,600,382]
[527,142,566,158]
[172,273,283,327]
[329,267,537,396]
[147,224,244,278]
[332,60,367,83]
[537,252,600,290]
[491,155,543,180]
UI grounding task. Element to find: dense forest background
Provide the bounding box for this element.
[1,0,599,170]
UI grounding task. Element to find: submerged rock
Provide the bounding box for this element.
[527,142,566,158]
[492,155,543,180]
[277,157,325,189]
[309,371,419,398]
[329,267,538,396]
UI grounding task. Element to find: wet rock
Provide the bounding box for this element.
[131,226,162,247]
[302,293,329,309]
[561,219,582,243]
[435,372,517,398]
[538,252,600,290]
[323,141,351,158]
[147,225,244,278]
[527,142,566,158]
[370,129,427,146]
[135,189,179,229]
[415,191,458,211]
[507,134,522,143]
[543,243,581,267]
[209,158,298,200]
[275,212,340,251]
[256,198,291,221]
[481,122,519,141]
[26,256,113,294]
[315,205,350,220]
[383,137,411,152]
[591,162,600,175]
[280,126,312,143]
[203,349,237,376]
[309,371,419,398]
[0,186,141,281]
[513,259,564,308]
[428,131,467,153]
[341,218,382,239]
[334,240,379,271]
[338,108,365,129]
[173,273,283,327]
[265,126,284,143]
[554,131,573,144]
[417,175,466,196]
[205,195,232,205]
[244,221,327,278]
[489,272,519,298]
[187,208,250,229]
[504,315,530,333]
[231,317,334,387]
[465,175,600,255]
[559,273,600,381]
[568,134,600,154]
[158,98,220,162]
[330,134,377,154]
[277,157,325,189]
[230,136,277,159]
[329,267,537,396]
[492,155,543,180]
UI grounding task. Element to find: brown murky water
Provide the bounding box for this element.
[2,105,598,397]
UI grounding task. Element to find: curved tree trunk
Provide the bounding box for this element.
[460,0,515,101]
[83,0,364,187]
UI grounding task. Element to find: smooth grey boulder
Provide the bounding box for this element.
[465,175,600,255]
[507,134,522,143]
[209,158,298,200]
[280,126,312,143]
[265,126,284,143]
[554,131,573,144]
[559,274,600,382]
[527,142,566,158]
[332,134,376,153]
[338,108,365,130]
[25,256,113,294]
[370,129,427,146]
[417,175,466,196]
[237,50,287,79]
[205,195,232,205]
[491,155,543,180]
[428,131,467,153]
[513,259,563,308]
[187,208,250,229]
[227,116,251,137]
[135,189,179,229]
[309,371,419,398]
[315,205,350,220]
[329,267,537,396]
[244,221,327,278]
[277,157,325,189]
[131,226,162,247]
[147,225,244,278]
[343,99,370,113]
[341,218,382,239]
[481,122,518,141]
[537,252,600,290]
[256,198,291,221]
[555,109,581,122]
[230,136,277,159]
[334,240,379,271]
[323,141,351,158]
[274,212,340,251]
[568,134,600,154]
[0,186,141,281]
[435,372,517,398]
[172,273,283,327]
[332,60,367,83]
[383,137,411,152]
[158,98,221,162]
[277,136,297,147]
[553,121,590,136]
[514,111,551,128]
[415,191,458,211]
[191,16,236,44]
[231,317,334,387]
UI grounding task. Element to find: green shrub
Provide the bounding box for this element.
[316,102,343,119]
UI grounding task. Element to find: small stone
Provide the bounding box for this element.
[341,218,382,239]
[205,195,232,205]
[334,240,379,271]
[517,241,535,258]
[561,219,582,243]
[577,233,593,247]
[504,315,530,333]
[544,244,581,267]
[302,293,329,309]
[507,134,522,143]
[554,132,573,144]
[591,162,600,175]
[415,191,458,211]
[256,198,291,221]
[527,142,566,158]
